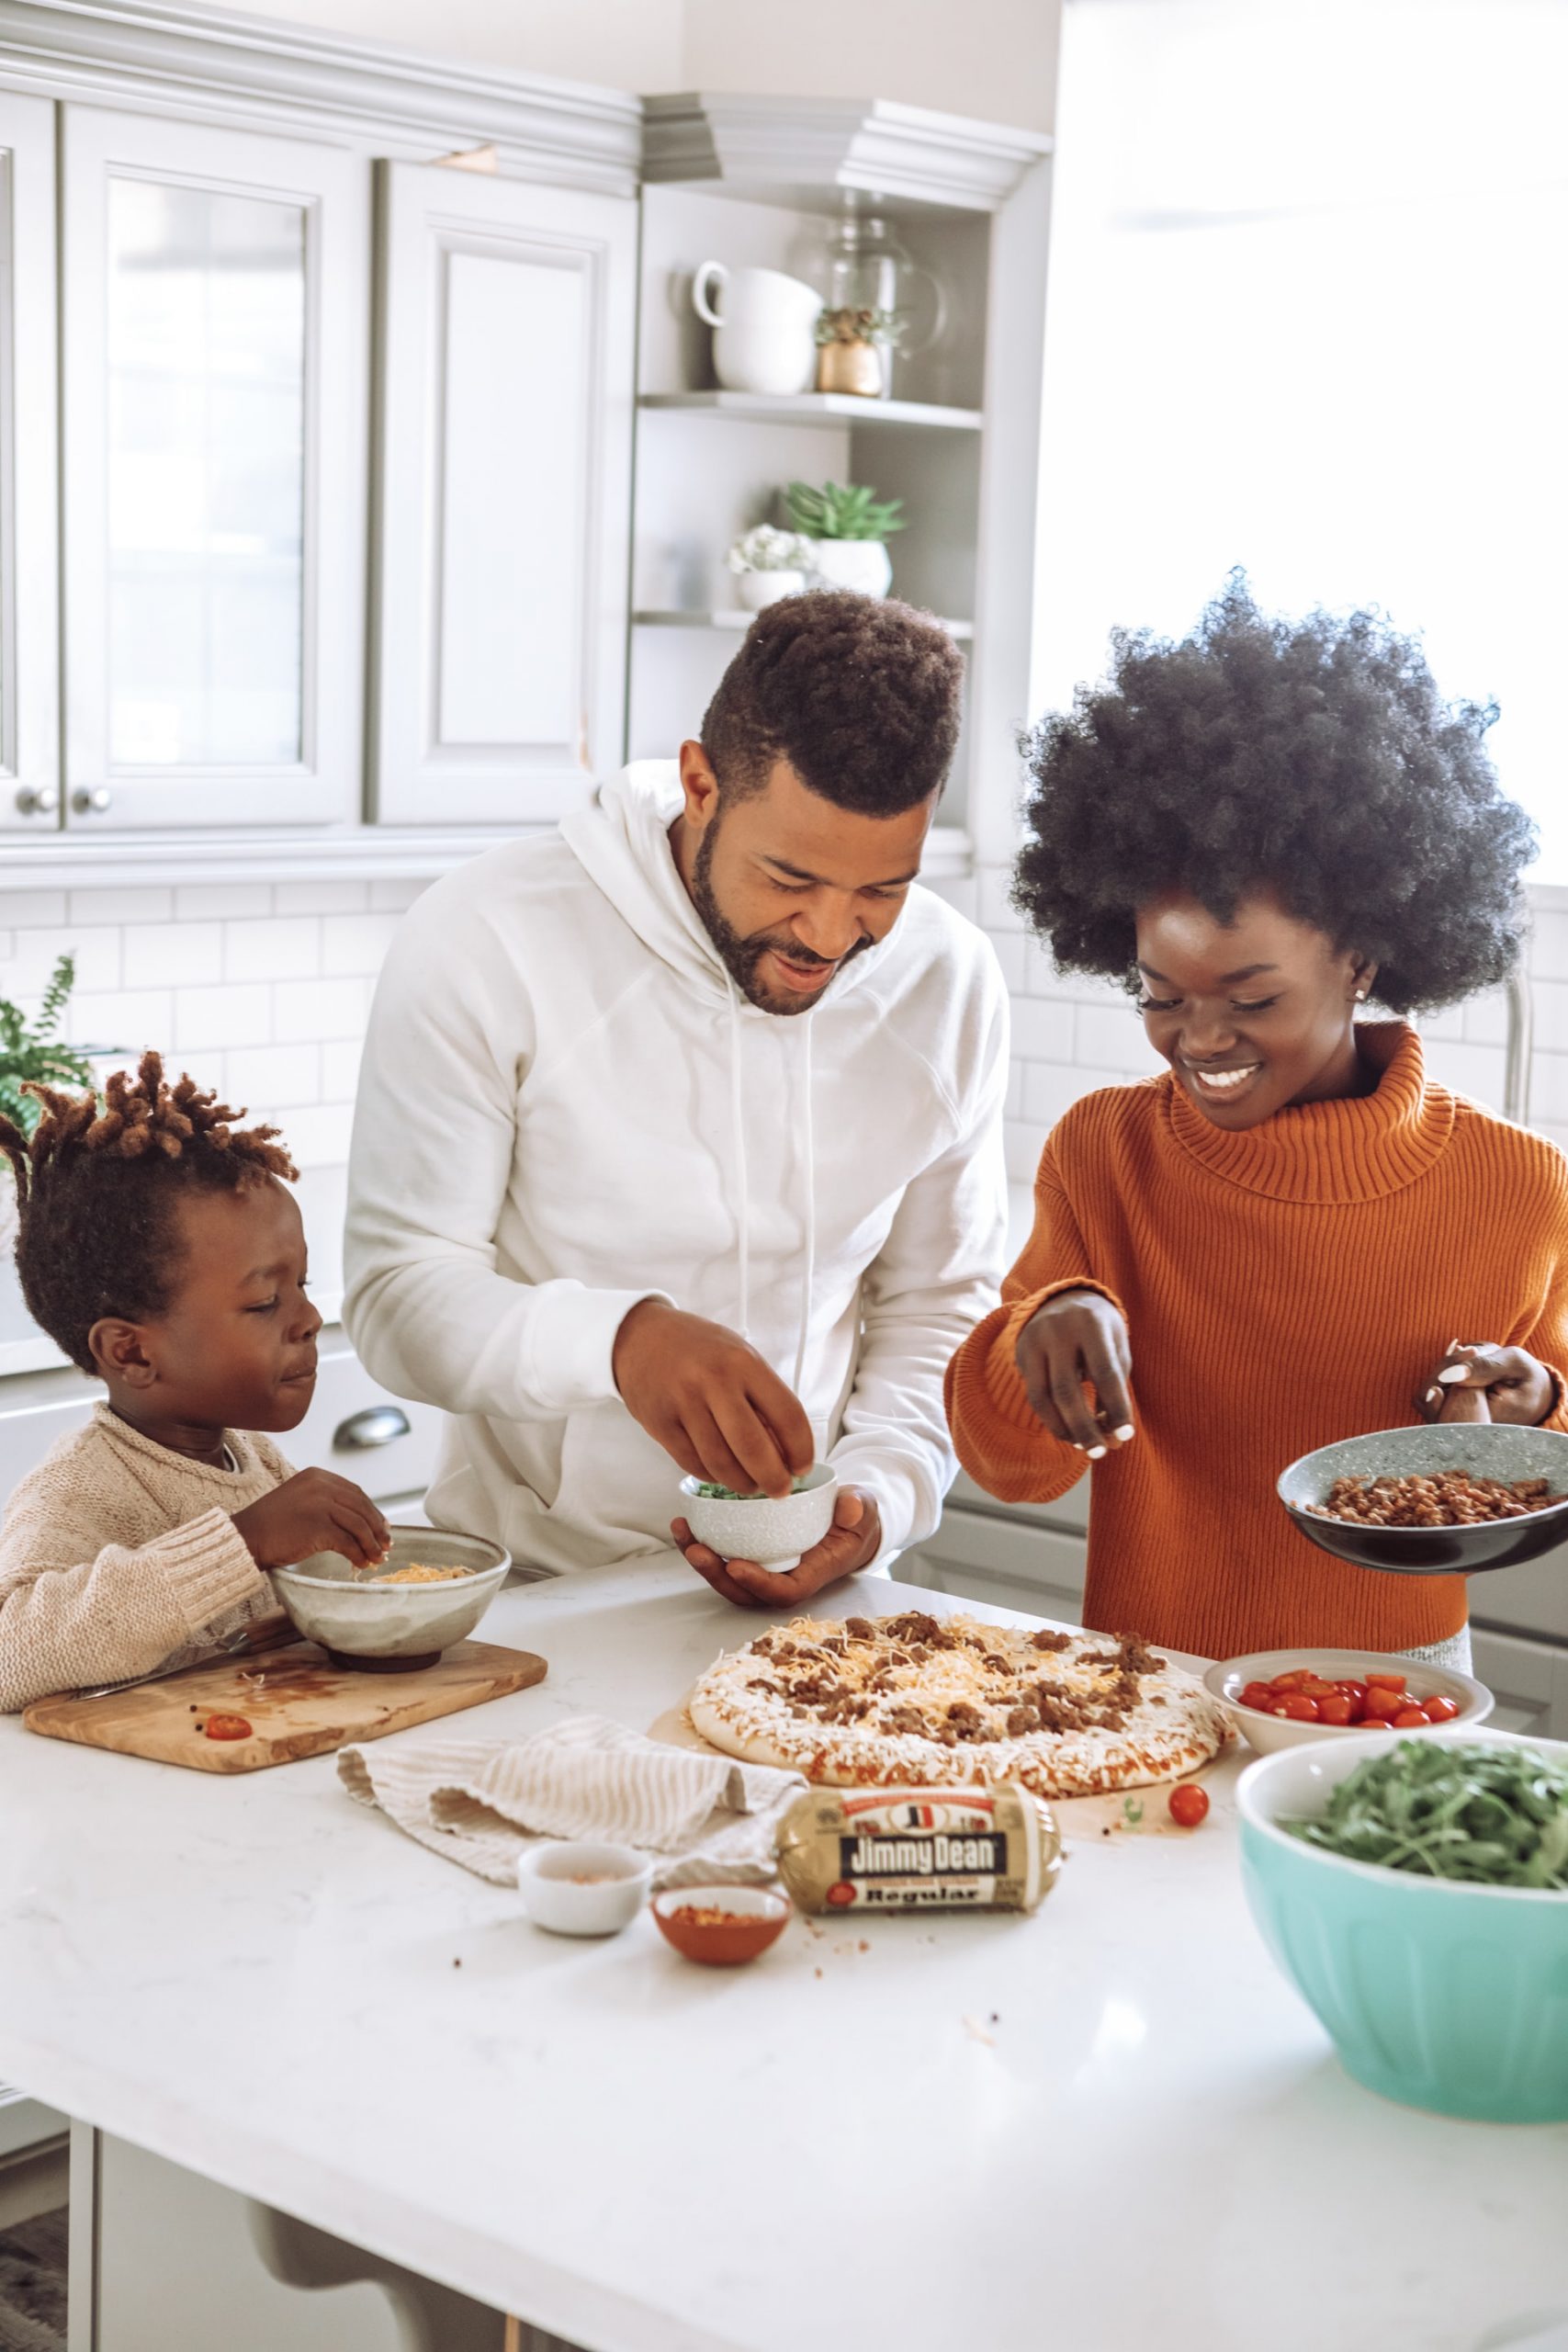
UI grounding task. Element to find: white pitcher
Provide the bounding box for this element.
[692,262,820,396]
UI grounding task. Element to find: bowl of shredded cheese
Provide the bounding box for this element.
[273,1524,511,1669]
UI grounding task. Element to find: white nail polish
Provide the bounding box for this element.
[1113,1425,1135,1442]
[1088,1444,1107,1460]
[1436,1364,1468,1385]
[1424,1387,1441,1408]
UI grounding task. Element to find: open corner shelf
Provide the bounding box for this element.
[634,608,974,639]
[637,390,983,433]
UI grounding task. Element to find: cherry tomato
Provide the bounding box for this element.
[1362,1685,1404,1721]
[1360,1716,1393,1731]
[1269,1669,1315,1690]
[1392,1706,1430,1729]
[1365,1672,1407,1693]
[1168,1783,1210,1828]
[1334,1680,1369,1702]
[1279,1693,1320,1721]
[1239,1682,1276,1712]
[202,1713,253,1741]
[1298,1679,1342,1702]
[1316,1694,1355,1726]
[1422,1694,1460,1723]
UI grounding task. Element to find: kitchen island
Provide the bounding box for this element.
[0,1557,1564,2352]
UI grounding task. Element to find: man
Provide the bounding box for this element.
[344,592,1008,1606]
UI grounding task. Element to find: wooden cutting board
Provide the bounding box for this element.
[23,1639,547,1773]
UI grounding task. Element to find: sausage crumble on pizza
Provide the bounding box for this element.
[688,1610,1231,1800]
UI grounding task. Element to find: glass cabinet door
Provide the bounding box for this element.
[62,108,368,830]
[0,94,61,836]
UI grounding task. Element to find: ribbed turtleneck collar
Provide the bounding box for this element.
[1162,1021,1455,1204]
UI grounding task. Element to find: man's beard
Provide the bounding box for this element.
[690,821,871,1015]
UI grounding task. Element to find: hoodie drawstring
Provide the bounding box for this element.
[726,979,751,1341]
[725,981,816,1427]
[793,1012,816,1407]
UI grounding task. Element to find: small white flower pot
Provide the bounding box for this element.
[806,539,892,597]
[734,569,807,612]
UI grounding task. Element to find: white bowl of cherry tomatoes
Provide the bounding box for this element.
[1202,1646,1492,1755]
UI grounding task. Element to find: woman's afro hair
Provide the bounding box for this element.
[1013,574,1536,1013]
[0,1051,297,1374]
[702,589,964,813]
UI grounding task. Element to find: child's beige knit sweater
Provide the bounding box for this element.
[0,1403,292,1711]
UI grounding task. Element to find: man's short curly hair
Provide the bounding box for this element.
[1014,576,1536,1014]
[701,590,964,813]
[0,1051,297,1374]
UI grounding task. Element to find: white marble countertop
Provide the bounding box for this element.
[0,1558,1565,2352]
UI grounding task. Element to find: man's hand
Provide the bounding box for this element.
[672,1487,881,1610]
[231,1470,391,1573]
[613,1299,815,1498]
[1416,1340,1555,1428]
[1015,1289,1135,1454]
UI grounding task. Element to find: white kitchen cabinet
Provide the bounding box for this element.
[60,106,369,831]
[0,92,61,836]
[371,161,636,826]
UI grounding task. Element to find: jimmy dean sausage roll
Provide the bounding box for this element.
[776,1783,1062,1913]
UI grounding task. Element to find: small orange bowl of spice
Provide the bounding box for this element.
[651,1884,791,1966]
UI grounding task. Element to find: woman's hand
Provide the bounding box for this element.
[1416,1340,1556,1428]
[1015,1289,1135,1454]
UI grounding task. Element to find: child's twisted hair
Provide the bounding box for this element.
[0,1052,298,1372]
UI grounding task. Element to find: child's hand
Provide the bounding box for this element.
[1416,1340,1556,1428]
[232,1471,391,1572]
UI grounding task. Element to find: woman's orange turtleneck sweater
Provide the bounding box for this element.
[945,1023,1568,1659]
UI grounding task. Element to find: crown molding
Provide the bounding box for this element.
[641,93,1052,216]
[0,0,643,192]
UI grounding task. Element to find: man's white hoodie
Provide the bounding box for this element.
[343,762,1009,1575]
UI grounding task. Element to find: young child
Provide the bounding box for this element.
[0,1053,390,1711]
[946,582,1568,1668]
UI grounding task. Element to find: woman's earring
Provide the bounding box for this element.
[1354,988,1367,1001]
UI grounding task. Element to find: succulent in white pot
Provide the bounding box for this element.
[726,525,814,612]
[784,479,907,597]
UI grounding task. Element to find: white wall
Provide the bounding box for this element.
[220,0,1058,131]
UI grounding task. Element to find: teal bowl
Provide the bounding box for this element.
[1237,1729,1568,2122]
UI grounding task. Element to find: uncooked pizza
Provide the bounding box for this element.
[688,1609,1231,1800]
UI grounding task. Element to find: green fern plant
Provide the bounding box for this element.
[0,955,97,1138]
[784,479,908,542]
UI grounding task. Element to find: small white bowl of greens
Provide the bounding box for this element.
[678,1464,838,1572]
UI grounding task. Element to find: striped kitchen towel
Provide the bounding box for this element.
[337,1712,807,1886]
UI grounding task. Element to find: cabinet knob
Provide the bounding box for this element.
[14,786,60,816]
[333,1404,412,1452]
[71,787,113,815]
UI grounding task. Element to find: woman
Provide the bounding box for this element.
[946,582,1567,1666]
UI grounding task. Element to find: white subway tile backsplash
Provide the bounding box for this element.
[267,1101,354,1170]
[368,878,429,913]
[321,1037,364,1102]
[1530,1053,1568,1126]
[0,890,66,927]
[1399,1035,1506,1111]
[130,922,222,988]
[321,912,400,978]
[7,924,120,993]
[1533,979,1568,1054]
[1009,994,1076,1064]
[224,917,321,983]
[69,887,171,925]
[226,1043,320,1111]
[175,884,272,920]
[977,865,1023,933]
[1073,999,1164,1075]
[0,931,12,963]
[68,989,174,1053]
[1004,1118,1047,1184]
[174,982,273,1053]
[274,880,371,915]
[1461,989,1510,1047]
[273,976,365,1043]
[1529,911,1568,982]
[1005,1062,1022,1120]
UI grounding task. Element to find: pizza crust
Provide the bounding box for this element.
[687,1609,1230,1800]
